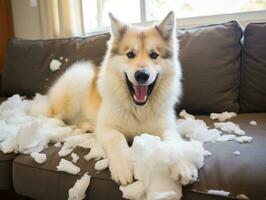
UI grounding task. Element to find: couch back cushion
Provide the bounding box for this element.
[1,33,110,97]
[1,21,242,114]
[177,21,242,114]
[240,23,266,112]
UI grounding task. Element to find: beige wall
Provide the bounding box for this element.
[11,0,42,39]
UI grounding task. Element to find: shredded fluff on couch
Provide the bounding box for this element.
[0,95,253,200]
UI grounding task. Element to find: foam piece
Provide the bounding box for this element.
[84,144,106,161]
[71,153,79,163]
[94,158,109,171]
[216,134,236,142]
[203,150,212,157]
[207,189,230,196]
[68,173,91,200]
[236,194,249,199]
[54,142,62,147]
[249,121,257,126]
[235,136,253,143]
[179,109,195,119]
[50,59,62,71]
[214,122,245,136]
[57,158,80,174]
[233,151,240,156]
[176,118,221,142]
[30,152,47,164]
[210,112,236,122]
[58,134,92,157]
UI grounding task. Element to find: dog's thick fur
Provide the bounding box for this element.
[49,11,182,185]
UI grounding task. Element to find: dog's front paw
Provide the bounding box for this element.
[108,150,134,186]
[169,161,198,185]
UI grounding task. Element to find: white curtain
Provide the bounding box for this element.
[38,0,84,38]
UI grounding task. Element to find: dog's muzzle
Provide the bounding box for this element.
[125,73,158,106]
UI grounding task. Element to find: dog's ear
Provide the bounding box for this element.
[109,13,127,38]
[156,11,175,40]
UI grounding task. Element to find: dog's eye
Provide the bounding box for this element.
[149,52,159,59]
[126,51,136,59]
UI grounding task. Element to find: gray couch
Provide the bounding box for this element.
[0,21,266,200]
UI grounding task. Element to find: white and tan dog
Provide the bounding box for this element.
[48,11,182,185]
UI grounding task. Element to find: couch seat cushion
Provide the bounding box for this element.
[0,152,17,190]
[12,113,266,200]
[0,97,17,190]
[185,113,266,200]
[13,146,122,200]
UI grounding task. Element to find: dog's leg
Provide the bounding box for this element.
[163,128,198,185]
[96,127,134,185]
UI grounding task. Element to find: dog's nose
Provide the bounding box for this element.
[134,70,150,84]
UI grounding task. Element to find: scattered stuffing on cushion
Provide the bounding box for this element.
[68,173,91,200]
[0,95,256,200]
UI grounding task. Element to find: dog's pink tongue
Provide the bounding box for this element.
[134,85,148,102]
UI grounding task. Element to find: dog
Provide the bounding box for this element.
[48,11,182,186]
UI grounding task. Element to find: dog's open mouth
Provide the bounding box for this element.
[125,73,158,106]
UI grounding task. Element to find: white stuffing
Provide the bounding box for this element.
[57,158,80,175]
[120,181,145,200]
[0,96,257,200]
[30,152,47,164]
[210,112,236,122]
[176,118,221,142]
[207,189,230,196]
[94,158,109,171]
[60,56,63,60]
[235,136,253,143]
[84,143,106,161]
[50,59,62,71]
[54,142,62,147]
[214,122,245,136]
[121,134,205,200]
[68,173,91,200]
[249,121,257,126]
[233,151,240,156]
[236,194,249,199]
[71,153,79,163]
[65,58,69,62]
[0,95,76,154]
[179,109,195,119]
[203,150,212,157]
[216,134,236,142]
[58,134,91,157]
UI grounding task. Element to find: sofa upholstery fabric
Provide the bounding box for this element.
[177,21,242,114]
[0,97,16,190]
[240,22,266,112]
[0,152,16,190]
[2,22,243,114]
[12,114,266,200]
[1,33,110,97]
